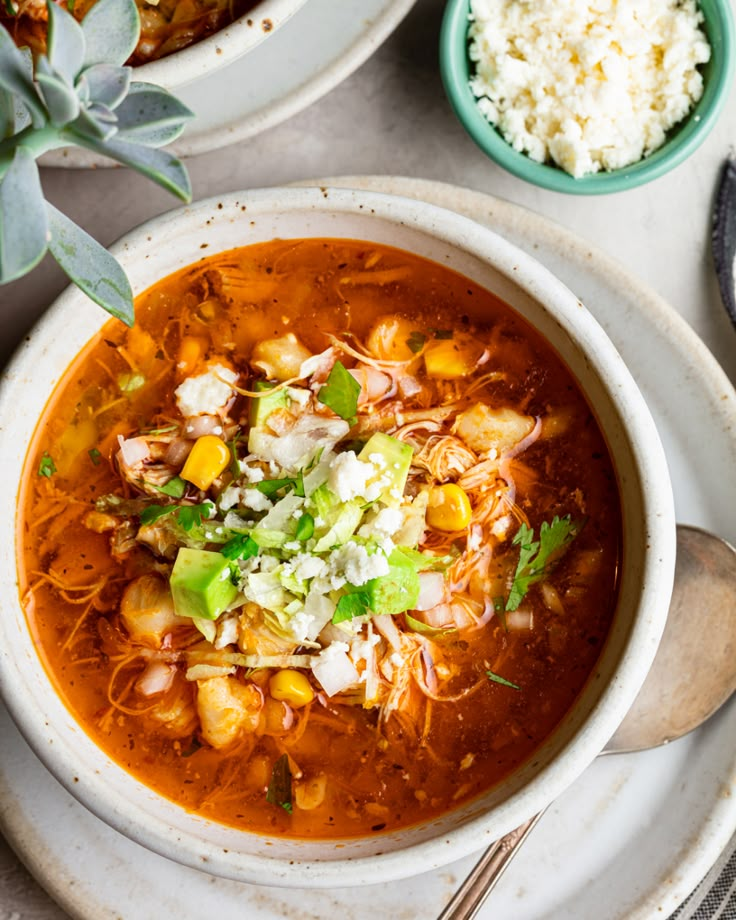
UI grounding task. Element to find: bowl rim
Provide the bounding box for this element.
[439,0,736,195]
[0,185,676,886]
[131,0,308,90]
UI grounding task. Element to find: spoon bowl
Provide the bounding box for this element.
[440,524,736,919]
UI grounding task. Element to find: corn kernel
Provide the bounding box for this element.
[269,669,315,708]
[426,483,473,532]
[424,336,483,379]
[180,435,230,490]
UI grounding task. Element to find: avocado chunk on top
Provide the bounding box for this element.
[248,380,290,432]
[170,548,238,621]
[364,549,421,615]
[358,432,413,506]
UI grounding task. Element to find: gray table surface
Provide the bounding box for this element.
[1,0,735,915]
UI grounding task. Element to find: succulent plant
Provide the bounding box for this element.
[0,0,193,325]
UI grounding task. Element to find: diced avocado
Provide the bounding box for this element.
[248,381,289,430]
[363,549,420,615]
[170,548,238,620]
[358,433,413,506]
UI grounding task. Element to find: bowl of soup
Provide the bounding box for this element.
[0,186,675,887]
[0,0,308,89]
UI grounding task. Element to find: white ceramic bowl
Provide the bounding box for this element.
[134,0,308,90]
[0,186,676,887]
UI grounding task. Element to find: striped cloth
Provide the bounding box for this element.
[672,835,736,919]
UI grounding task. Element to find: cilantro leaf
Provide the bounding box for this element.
[139,504,175,526]
[38,452,56,478]
[139,501,214,530]
[487,670,521,690]
[177,502,214,532]
[266,754,292,814]
[254,478,296,497]
[155,476,186,498]
[221,534,259,561]
[333,591,370,624]
[505,515,583,611]
[88,448,102,466]
[317,360,361,424]
[406,331,426,354]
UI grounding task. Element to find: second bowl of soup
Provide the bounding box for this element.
[0,186,675,886]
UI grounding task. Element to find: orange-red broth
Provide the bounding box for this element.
[18,239,621,838]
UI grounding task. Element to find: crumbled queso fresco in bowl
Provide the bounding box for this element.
[468,0,712,178]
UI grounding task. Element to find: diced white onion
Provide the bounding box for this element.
[312,648,360,697]
[117,436,149,466]
[183,415,222,439]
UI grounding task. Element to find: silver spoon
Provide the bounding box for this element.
[439,524,736,920]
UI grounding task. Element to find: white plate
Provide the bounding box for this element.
[43,0,417,168]
[1,178,735,920]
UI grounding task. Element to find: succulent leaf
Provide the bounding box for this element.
[81,0,140,68]
[0,147,48,282]
[47,202,134,326]
[68,106,116,140]
[0,28,46,126]
[0,87,14,138]
[113,83,193,144]
[81,63,131,109]
[11,48,34,132]
[36,69,81,124]
[76,134,192,201]
[47,0,86,84]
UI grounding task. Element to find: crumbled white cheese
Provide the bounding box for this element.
[328,450,393,503]
[329,543,390,588]
[175,364,238,417]
[285,553,328,583]
[468,0,711,177]
[242,489,271,513]
[358,507,404,550]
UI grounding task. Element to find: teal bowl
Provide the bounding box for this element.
[440,0,736,194]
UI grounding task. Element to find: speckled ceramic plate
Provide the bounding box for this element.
[42,0,417,167]
[1,178,734,919]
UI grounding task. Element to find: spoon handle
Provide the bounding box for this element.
[437,809,546,920]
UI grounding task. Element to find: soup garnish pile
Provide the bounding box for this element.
[3,0,259,64]
[19,239,621,837]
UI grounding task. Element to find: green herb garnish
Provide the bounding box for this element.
[406,331,426,354]
[295,512,314,542]
[221,534,259,561]
[317,360,361,424]
[333,592,370,623]
[139,501,214,530]
[486,671,521,690]
[432,329,453,340]
[505,515,582,612]
[176,502,214,532]
[266,754,292,814]
[37,452,56,478]
[254,477,297,497]
[155,476,186,498]
[88,448,102,466]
